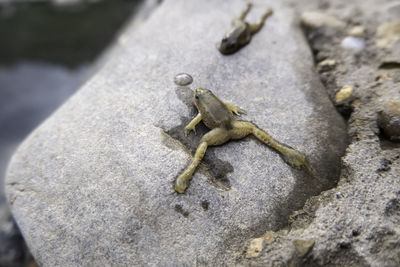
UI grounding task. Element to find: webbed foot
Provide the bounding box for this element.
[281,148,314,174]
[232,106,246,116]
[184,125,196,137]
[175,174,190,194]
[225,102,247,116]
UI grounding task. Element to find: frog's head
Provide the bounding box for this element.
[219,37,239,55]
[193,88,213,106]
[194,88,211,101]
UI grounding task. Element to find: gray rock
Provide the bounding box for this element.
[378,98,400,141]
[5,0,346,265]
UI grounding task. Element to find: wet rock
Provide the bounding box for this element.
[300,11,346,29]
[376,22,400,49]
[5,0,347,265]
[378,99,400,141]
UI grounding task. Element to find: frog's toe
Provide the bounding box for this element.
[175,176,189,194]
[184,127,196,137]
[233,107,246,116]
[237,108,247,115]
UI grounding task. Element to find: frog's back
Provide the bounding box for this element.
[232,20,252,46]
[196,91,233,129]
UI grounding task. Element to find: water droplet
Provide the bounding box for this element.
[174,73,193,86]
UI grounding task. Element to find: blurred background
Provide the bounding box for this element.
[0,0,158,265]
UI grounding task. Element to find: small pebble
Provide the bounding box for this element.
[317,59,336,73]
[348,26,365,37]
[335,85,353,103]
[300,11,345,29]
[264,231,276,244]
[246,237,264,258]
[293,239,315,257]
[377,158,392,172]
[378,99,400,141]
[376,22,400,48]
[341,36,365,52]
[174,73,193,86]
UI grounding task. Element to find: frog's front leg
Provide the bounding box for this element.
[229,121,313,173]
[249,9,273,33]
[175,127,230,194]
[185,113,202,136]
[225,102,247,116]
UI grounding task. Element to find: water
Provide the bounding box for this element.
[0,61,92,185]
[0,0,144,265]
[174,73,193,86]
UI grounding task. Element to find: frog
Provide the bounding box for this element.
[174,88,313,194]
[219,3,273,55]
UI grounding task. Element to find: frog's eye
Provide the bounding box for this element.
[222,37,228,43]
[195,94,200,99]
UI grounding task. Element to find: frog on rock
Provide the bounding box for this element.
[219,3,273,54]
[174,88,313,194]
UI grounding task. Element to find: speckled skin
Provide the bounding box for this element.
[174,88,312,193]
[219,3,273,54]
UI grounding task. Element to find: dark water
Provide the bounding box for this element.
[0,0,143,265]
[0,0,142,67]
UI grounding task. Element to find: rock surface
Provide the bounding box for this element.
[5,0,347,265]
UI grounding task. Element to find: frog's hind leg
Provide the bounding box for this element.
[175,128,230,194]
[249,9,273,34]
[235,2,252,23]
[230,121,312,173]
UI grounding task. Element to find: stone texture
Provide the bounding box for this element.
[378,98,400,141]
[5,0,346,266]
[292,239,315,257]
[239,0,400,266]
[300,11,346,29]
[376,22,400,48]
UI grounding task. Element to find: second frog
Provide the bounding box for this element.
[219,3,273,54]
